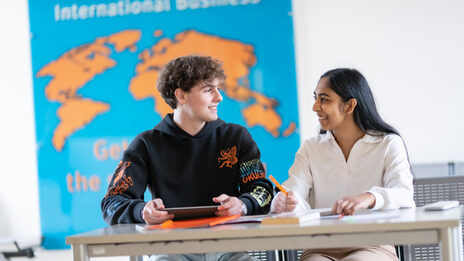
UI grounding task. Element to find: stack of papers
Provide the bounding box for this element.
[261,211,321,225]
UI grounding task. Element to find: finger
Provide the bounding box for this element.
[213,194,229,204]
[276,191,287,200]
[216,204,240,216]
[286,195,298,205]
[332,201,340,214]
[152,198,165,209]
[146,214,174,225]
[143,207,174,224]
[334,200,342,214]
[287,201,298,209]
[285,204,297,212]
[336,200,348,214]
[287,191,295,198]
[218,197,238,211]
[146,206,168,217]
[343,201,355,215]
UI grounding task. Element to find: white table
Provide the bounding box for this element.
[66,207,463,261]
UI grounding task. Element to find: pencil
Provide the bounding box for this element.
[268,175,288,196]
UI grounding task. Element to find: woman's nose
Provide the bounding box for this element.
[312,99,320,112]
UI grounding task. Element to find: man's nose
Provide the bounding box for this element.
[214,89,223,102]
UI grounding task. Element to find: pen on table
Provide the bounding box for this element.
[268,175,288,196]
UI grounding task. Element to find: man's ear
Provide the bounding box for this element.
[346,98,357,114]
[174,88,186,105]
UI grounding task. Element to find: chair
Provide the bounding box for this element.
[285,247,404,261]
[402,175,464,261]
[246,250,280,260]
[284,249,302,261]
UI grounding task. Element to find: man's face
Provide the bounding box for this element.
[182,78,223,122]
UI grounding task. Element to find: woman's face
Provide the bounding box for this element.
[312,77,351,131]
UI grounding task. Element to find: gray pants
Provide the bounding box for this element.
[149,252,258,261]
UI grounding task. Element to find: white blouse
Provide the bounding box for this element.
[276,131,415,211]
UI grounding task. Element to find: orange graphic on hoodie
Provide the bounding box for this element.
[105,161,133,198]
[218,146,238,168]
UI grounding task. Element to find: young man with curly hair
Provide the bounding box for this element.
[101,55,273,261]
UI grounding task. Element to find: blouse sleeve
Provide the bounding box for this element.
[271,140,313,212]
[368,135,415,210]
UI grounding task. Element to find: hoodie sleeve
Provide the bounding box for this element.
[237,129,274,215]
[101,136,150,225]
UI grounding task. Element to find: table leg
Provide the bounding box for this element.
[440,226,463,261]
[72,244,89,261]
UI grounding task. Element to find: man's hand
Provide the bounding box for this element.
[332,192,376,215]
[273,191,298,213]
[142,198,174,224]
[213,194,244,216]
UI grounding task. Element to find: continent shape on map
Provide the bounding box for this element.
[36,30,141,151]
[129,30,296,137]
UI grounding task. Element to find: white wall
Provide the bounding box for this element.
[2,0,464,239]
[293,0,464,164]
[0,0,40,238]
[0,0,40,239]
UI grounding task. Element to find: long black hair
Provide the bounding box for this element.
[321,68,415,177]
[319,68,399,136]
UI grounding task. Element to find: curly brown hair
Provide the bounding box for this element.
[157,55,226,109]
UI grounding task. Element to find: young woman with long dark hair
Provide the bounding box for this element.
[272,68,415,261]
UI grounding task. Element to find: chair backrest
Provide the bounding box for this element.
[246,250,279,261]
[403,175,464,261]
[413,176,464,206]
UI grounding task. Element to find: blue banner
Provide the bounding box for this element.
[29,0,299,249]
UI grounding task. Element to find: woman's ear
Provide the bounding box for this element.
[174,88,186,105]
[346,98,357,114]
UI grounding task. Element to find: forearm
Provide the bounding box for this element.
[101,195,146,225]
[239,180,273,214]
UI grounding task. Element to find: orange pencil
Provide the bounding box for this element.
[269,175,288,196]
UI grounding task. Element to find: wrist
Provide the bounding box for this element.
[366,192,376,208]
[240,200,247,215]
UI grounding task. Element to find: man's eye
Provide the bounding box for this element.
[321,98,327,102]
[313,95,317,100]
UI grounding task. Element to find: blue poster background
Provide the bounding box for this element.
[29,0,300,249]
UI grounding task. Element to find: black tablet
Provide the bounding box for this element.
[164,205,219,220]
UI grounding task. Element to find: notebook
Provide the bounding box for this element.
[261,211,321,225]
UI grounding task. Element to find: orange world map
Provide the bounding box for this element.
[37,29,295,152]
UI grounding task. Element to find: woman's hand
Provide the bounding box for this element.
[273,191,298,213]
[142,198,174,224]
[332,192,376,215]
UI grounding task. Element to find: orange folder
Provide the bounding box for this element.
[145,214,241,230]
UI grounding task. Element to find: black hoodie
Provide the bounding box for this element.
[101,114,274,225]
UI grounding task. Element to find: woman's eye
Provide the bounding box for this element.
[321,98,327,102]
